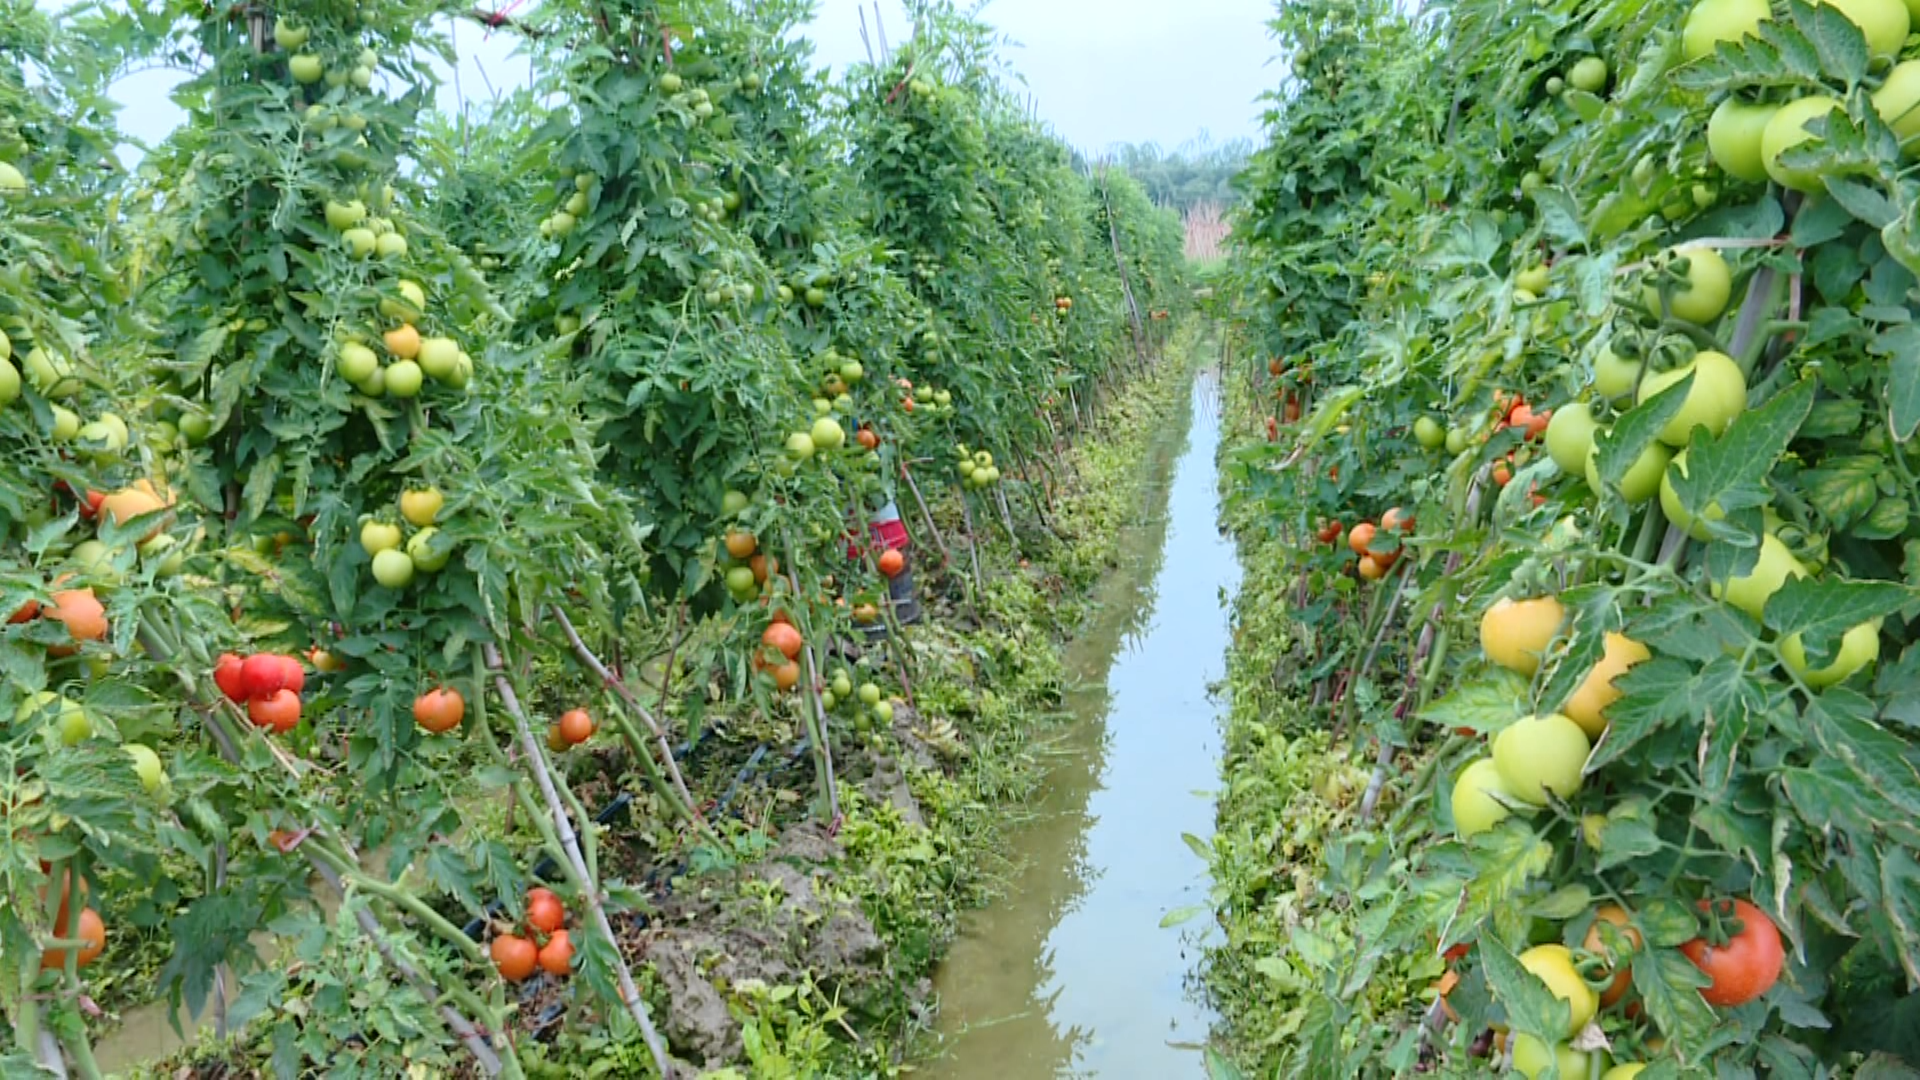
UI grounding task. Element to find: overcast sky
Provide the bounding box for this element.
[86,0,1279,156]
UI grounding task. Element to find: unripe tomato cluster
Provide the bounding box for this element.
[1340,507,1414,580]
[356,485,451,591]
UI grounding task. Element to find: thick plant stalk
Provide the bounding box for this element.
[137,619,508,1077]
[781,536,842,820]
[957,486,988,595]
[552,606,698,819]
[898,462,953,570]
[482,643,672,1076]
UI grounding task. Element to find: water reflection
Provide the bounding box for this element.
[928,366,1236,1078]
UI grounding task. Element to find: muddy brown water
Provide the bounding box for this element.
[924,368,1235,1078]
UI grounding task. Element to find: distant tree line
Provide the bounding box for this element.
[1106,138,1251,213]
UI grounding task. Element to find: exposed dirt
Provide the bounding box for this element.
[639,822,896,1069]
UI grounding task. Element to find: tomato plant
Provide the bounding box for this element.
[1206,0,1920,1074]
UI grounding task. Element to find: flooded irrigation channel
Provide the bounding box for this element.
[926,366,1237,1078]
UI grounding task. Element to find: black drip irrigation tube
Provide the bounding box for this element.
[453,732,816,1036]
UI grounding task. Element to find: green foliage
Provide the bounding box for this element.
[1209,0,1920,1074]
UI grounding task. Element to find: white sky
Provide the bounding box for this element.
[77,0,1276,157]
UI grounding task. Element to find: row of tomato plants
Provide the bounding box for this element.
[1,0,1185,1074]
[1204,0,1918,1076]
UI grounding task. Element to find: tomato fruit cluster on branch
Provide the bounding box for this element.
[1215,0,1920,1074]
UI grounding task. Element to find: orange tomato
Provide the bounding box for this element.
[724,531,757,559]
[557,708,595,746]
[1348,522,1378,556]
[877,549,906,578]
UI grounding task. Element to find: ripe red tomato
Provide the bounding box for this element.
[214,653,247,704]
[1316,520,1343,544]
[491,934,538,982]
[527,892,566,935]
[413,688,465,734]
[878,549,906,578]
[276,654,305,695]
[557,708,595,745]
[1381,507,1415,534]
[762,622,804,661]
[248,689,302,733]
[1680,898,1783,1007]
[537,929,574,977]
[240,654,289,699]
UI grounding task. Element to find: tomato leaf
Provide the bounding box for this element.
[1789,0,1872,88]
[1592,372,1689,500]
[1633,946,1719,1049]
[1667,377,1813,538]
[1803,691,1920,820]
[1589,657,1695,768]
[1592,815,1664,872]
[1760,575,1914,655]
[1878,332,1920,441]
[1418,675,1527,734]
[1477,938,1569,1046]
[1880,846,1920,986]
[1824,176,1898,229]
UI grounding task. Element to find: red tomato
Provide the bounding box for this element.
[248,689,302,733]
[537,929,574,977]
[240,654,288,699]
[214,653,248,704]
[1680,898,1783,1007]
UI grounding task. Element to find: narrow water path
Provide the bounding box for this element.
[926,364,1237,1078]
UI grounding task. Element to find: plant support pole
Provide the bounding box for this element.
[483,643,672,1076]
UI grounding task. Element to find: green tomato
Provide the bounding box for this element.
[840,360,865,384]
[1451,759,1514,838]
[339,342,379,385]
[342,227,377,258]
[375,232,408,259]
[273,20,309,49]
[371,548,415,589]
[1543,403,1599,475]
[1414,415,1447,449]
[1708,98,1779,183]
[724,566,757,598]
[1637,350,1747,446]
[805,287,828,307]
[360,519,403,555]
[1585,438,1672,505]
[1602,1067,1646,1080]
[1516,264,1550,295]
[1568,56,1608,94]
[1712,532,1808,620]
[831,674,853,699]
[871,700,895,723]
[858,683,882,706]
[406,527,452,573]
[24,347,80,397]
[1512,1035,1597,1080]
[289,54,324,84]
[785,432,816,461]
[810,417,845,451]
[385,360,424,398]
[1492,714,1590,806]
[1874,59,1920,150]
[722,489,750,516]
[126,744,168,794]
[1781,619,1881,689]
[417,338,460,382]
[1683,0,1772,59]
[1643,247,1732,325]
[179,412,213,443]
[324,199,367,231]
[49,405,80,441]
[1444,427,1469,455]
[1762,96,1842,193]
[1593,346,1642,402]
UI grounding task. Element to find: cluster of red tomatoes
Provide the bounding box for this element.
[213,651,308,733]
[1319,507,1415,580]
[1490,392,1551,491]
[490,886,574,982]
